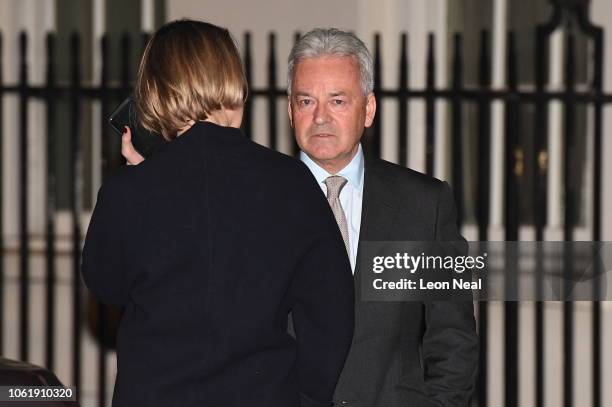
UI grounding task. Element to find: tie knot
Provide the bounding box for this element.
[324,175,348,199]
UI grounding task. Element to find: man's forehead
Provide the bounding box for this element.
[292,56,361,88]
[293,90,349,97]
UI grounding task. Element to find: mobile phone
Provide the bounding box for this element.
[108,97,167,158]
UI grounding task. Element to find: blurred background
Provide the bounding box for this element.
[0,0,611,406]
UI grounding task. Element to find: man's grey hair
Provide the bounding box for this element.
[287,28,374,96]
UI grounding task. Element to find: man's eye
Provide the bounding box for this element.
[298,99,312,107]
[332,99,346,106]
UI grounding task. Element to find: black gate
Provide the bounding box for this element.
[0,0,610,406]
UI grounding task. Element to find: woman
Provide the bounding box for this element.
[82,19,354,407]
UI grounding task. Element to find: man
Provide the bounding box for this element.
[287,29,478,407]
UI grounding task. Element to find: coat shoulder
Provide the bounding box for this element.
[369,157,446,196]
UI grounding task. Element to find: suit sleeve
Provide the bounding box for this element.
[81,180,129,306]
[290,179,355,407]
[422,181,478,407]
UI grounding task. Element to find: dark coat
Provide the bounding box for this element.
[82,121,355,407]
[332,156,478,407]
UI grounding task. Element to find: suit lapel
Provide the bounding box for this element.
[354,157,399,278]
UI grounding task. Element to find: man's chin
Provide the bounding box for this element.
[304,139,338,153]
[304,147,339,163]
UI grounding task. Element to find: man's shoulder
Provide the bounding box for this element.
[366,156,446,196]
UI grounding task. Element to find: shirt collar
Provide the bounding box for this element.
[300,144,364,190]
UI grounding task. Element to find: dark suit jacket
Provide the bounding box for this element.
[332,156,478,407]
[81,121,354,407]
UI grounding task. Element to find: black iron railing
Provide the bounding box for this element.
[0,1,609,406]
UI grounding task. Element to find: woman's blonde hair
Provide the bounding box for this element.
[135,19,247,139]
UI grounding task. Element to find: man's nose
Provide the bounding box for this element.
[314,103,331,125]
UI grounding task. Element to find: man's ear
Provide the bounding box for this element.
[364,92,377,128]
[287,97,293,128]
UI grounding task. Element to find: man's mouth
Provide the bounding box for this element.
[312,133,334,137]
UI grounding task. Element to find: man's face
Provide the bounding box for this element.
[288,56,376,173]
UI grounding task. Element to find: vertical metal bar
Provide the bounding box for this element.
[141,32,150,53]
[573,5,607,405]
[372,33,382,159]
[590,25,604,407]
[120,32,131,97]
[70,31,83,397]
[398,33,409,167]
[425,33,436,176]
[101,35,110,180]
[267,33,277,151]
[504,31,519,407]
[533,32,550,243]
[242,32,252,140]
[450,33,464,227]
[18,31,30,363]
[119,32,131,169]
[291,31,301,158]
[44,32,57,372]
[476,29,491,407]
[562,33,576,407]
[534,24,550,407]
[504,31,520,277]
[0,31,4,356]
[98,34,110,407]
[532,8,561,405]
[477,29,491,243]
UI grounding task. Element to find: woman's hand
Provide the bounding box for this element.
[121,126,145,165]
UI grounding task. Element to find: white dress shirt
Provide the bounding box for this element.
[300,144,364,272]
